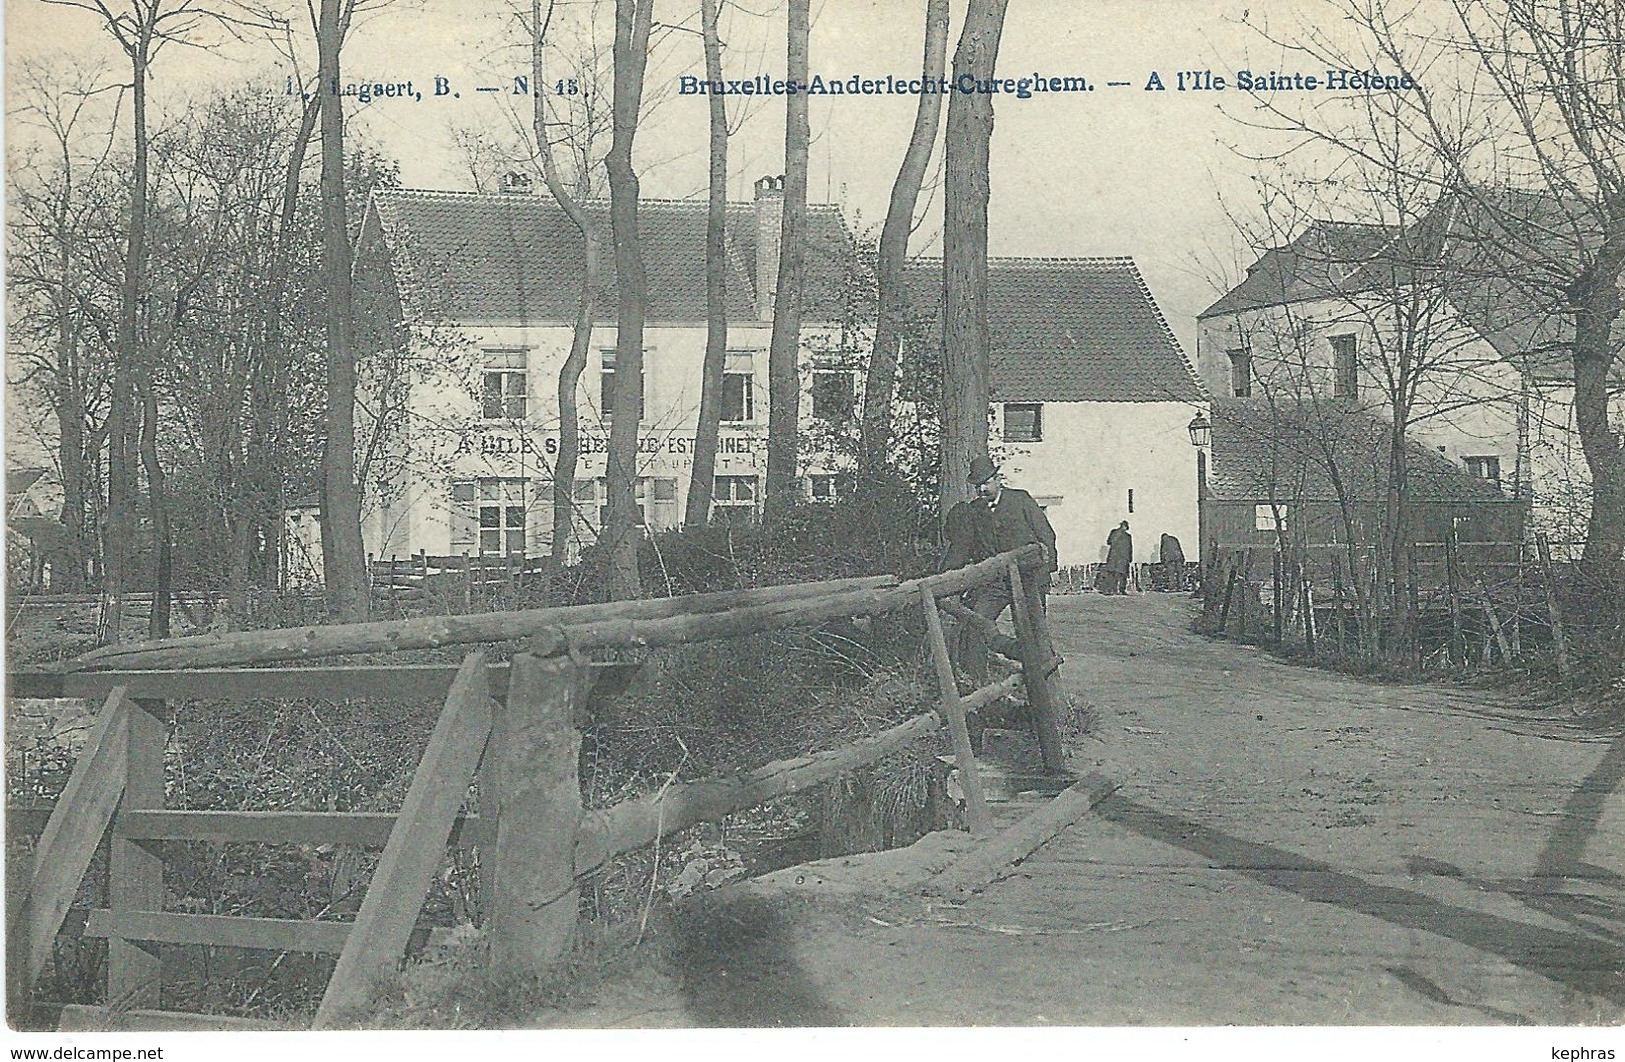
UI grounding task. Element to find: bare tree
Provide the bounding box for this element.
[7,60,124,594]
[531,0,605,566]
[603,0,655,600]
[763,0,810,522]
[861,0,948,471]
[316,0,370,619]
[940,0,1009,511]
[39,0,234,639]
[683,0,729,530]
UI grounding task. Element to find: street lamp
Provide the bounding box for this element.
[1187,411,1212,449]
[1187,411,1211,595]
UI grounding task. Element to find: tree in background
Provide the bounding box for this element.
[530,0,606,567]
[940,0,1009,511]
[862,0,948,472]
[603,0,655,600]
[683,0,731,531]
[763,0,810,523]
[317,0,371,620]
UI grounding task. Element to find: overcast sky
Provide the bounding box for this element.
[7,0,1428,358]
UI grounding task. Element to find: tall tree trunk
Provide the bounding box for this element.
[764,0,810,522]
[140,381,172,637]
[862,0,948,472]
[1571,248,1625,582]
[56,237,88,592]
[242,89,322,607]
[940,0,1009,512]
[685,0,729,531]
[318,0,370,620]
[603,0,655,600]
[534,0,602,568]
[101,28,154,645]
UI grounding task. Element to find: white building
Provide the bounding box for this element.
[349,180,1205,568]
[903,257,1207,565]
[1196,199,1625,550]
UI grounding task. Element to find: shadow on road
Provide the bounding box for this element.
[1096,793,1625,1008]
[670,893,845,1027]
[1537,733,1625,888]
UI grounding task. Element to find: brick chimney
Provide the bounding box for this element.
[753,174,785,321]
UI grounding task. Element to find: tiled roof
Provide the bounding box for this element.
[902,257,1205,403]
[1199,222,1399,318]
[1206,400,1508,504]
[366,188,856,324]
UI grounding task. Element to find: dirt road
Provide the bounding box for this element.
[655,593,1625,1026]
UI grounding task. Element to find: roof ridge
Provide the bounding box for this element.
[905,254,1138,266]
[378,187,843,210]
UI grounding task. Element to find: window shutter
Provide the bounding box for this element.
[449,480,476,555]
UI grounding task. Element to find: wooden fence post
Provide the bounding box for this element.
[108,698,166,1010]
[1535,533,1572,678]
[7,688,130,1020]
[486,651,588,972]
[919,587,992,835]
[1006,564,1066,775]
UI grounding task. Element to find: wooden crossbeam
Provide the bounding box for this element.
[9,661,643,710]
[7,687,130,1008]
[314,651,495,1028]
[573,711,943,875]
[113,809,494,849]
[83,910,350,954]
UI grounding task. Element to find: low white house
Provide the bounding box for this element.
[905,257,1208,565]
[347,179,1206,569]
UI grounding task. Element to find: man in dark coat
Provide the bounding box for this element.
[1102,520,1133,595]
[965,456,1060,659]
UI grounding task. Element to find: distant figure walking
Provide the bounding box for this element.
[1102,520,1133,595]
[1160,533,1186,591]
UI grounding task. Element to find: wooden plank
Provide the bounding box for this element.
[114,809,494,849]
[486,654,586,975]
[84,909,350,953]
[919,587,991,835]
[514,548,1043,658]
[923,773,1121,900]
[8,660,640,711]
[10,664,470,703]
[314,651,495,1028]
[574,711,943,875]
[109,698,165,1008]
[71,574,898,671]
[1006,563,1066,774]
[959,673,1023,715]
[57,1005,285,1031]
[6,688,130,1007]
[1535,533,1572,678]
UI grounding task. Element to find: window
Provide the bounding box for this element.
[811,370,856,422]
[482,350,528,421]
[478,478,528,556]
[600,349,646,420]
[1228,348,1252,398]
[722,351,756,422]
[594,477,652,529]
[1255,503,1288,532]
[1331,334,1358,399]
[713,475,758,524]
[809,474,839,502]
[1464,455,1501,485]
[649,477,679,529]
[1003,403,1043,442]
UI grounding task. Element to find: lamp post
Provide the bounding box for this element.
[1187,411,1211,596]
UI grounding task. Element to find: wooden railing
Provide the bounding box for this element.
[6,549,1064,1030]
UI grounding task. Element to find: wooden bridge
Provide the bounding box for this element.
[6,547,1071,1031]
